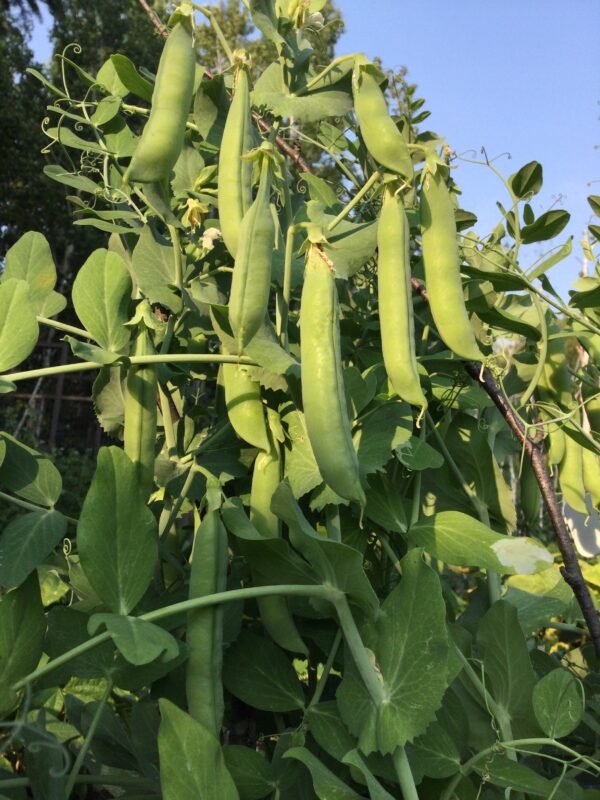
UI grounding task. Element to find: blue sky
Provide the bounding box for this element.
[30,1,598,297]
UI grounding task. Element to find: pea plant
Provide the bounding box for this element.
[1,2,600,798]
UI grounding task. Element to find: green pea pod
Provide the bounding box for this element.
[186,509,228,737]
[537,328,574,410]
[352,63,413,180]
[300,245,365,505]
[519,457,540,528]
[558,434,587,514]
[377,186,427,410]
[222,359,270,452]
[124,17,195,184]
[420,169,483,362]
[544,416,566,466]
[218,63,254,258]
[250,434,307,654]
[583,383,600,436]
[229,155,275,351]
[583,447,600,510]
[124,328,157,498]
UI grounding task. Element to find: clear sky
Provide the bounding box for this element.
[30,0,598,298]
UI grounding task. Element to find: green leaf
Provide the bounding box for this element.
[0,574,46,716]
[72,248,132,352]
[408,720,461,779]
[305,701,357,761]
[92,366,126,436]
[88,614,179,666]
[527,237,573,281]
[43,164,99,194]
[271,482,379,614]
[223,746,276,800]
[532,668,584,738]
[222,630,305,712]
[45,125,113,155]
[509,161,543,198]
[158,699,239,800]
[395,436,444,471]
[364,471,407,533]
[65,336,124,365]
[0,279,39,371]
[588,195,600,216]
[341,751,396,800]
[194,74,230,147]
[478,601,539,737]
[0,510,67,588]
[282,407,323,499]
[337,550,450,755]
[172,143,205,198]
[77,446,158,615]
[96,58,129,97]
[410,511,553,574]
[39,291,67,318]
[91,95,122,125]
[478,753,579,800]
[110,54,154,102]
[521,209,570,244]
[3,232,57,313]
[282,748,362,799]
[301,174,339,208]
[504,568,573,635]
[355,402,413,477]
[0,433,62,507]
[131,225,182,312]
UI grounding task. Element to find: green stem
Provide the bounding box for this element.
[334,595,385,704]
[158,384,177,454]
[3,353,258,384]
[325,505,341,542]
[64,679,113,798]
[392,747,419,800]
[279,224,296,350]
[167,225,184,292]
[36,317,91,339]
[327,170,381,232]
[0,490,78,525]
[308,629,343,707]
[518,292,548,409]
[195,5,235,64]
[378,533,402,575]
[408,417,427,530]
[12,585,338,691]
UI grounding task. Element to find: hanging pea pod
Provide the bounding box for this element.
[228,149,275,351]
[519,456,540,529]
[352,60,413,181]
[218,55,254,258]
[536,326,574,411]
[124,13,195,184]
[250,427,307,653]
[419,168,483,362]
[300,244,365,505]
[222,356,270,452]
[185,509,228,737]
[377,184,427,410]
[123,327,158,498]
[582,372,600,435]
[541,411,566,466]
[583,447,600,510]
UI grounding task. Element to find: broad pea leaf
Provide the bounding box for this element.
[271,481,379,614]
[364,470,407,533]
[0,279,39,371]
[3,232,57,313]
[504,567,573,635]
[341,751,395,800]
[77,446,158,615]
[527,237,573,281]
[0,433,62,507]
[477,601,539,738]
[395,436,443,471]
[223,630,305,712]
[131,226,183,312]
[91,94,121,125]
[43,164,99,194]
[409,511,553,575]
[65,337,124,365]
[0,510,67,588]
[477,753,581,800]
[407,720,461,780]
[88,614,179,666]
[223,746,277,800]
[355,402,413,477]
[337,550,450,755]
[71,248,132,352]
[282,407,323,499]
[306,701,357,761]
[0,574,46,716]
[158,700,239,800]
[532,668,584,738]
[172,143,205,198]
[521,209,570,244]
[509,160,543,198]
[110,54,154,102]
[96,58,128,97]
[194,74,229,146]
[20,724,66,800]
[282,748,362,799]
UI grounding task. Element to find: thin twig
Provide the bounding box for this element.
[137,0,168,37]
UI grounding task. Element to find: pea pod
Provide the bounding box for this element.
[124,16,195,184]
[583,447,600,510]
[582,374,600,435]
[419,168,483,362]
[537,327,574,410]
[218,61,254,258]
[352,62,413,180]
[250,432,307,653]
[124,328,157,498]
[185,509,228,737]
[377,186,427,410]
[228,153,275,351]
[300,245,365,505]
[519,456,540,528]
[222,358,270,452]
[558,433,587,514]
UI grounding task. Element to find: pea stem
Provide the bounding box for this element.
[327,170,381,232]
[12,584,338,691]
[392,747,419,800]
[195,5,235,65]
[2,354,258,384]
[278,224,297,350]
[36,316,91,339]
[168,225,184,292]
[308,628,343,707]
